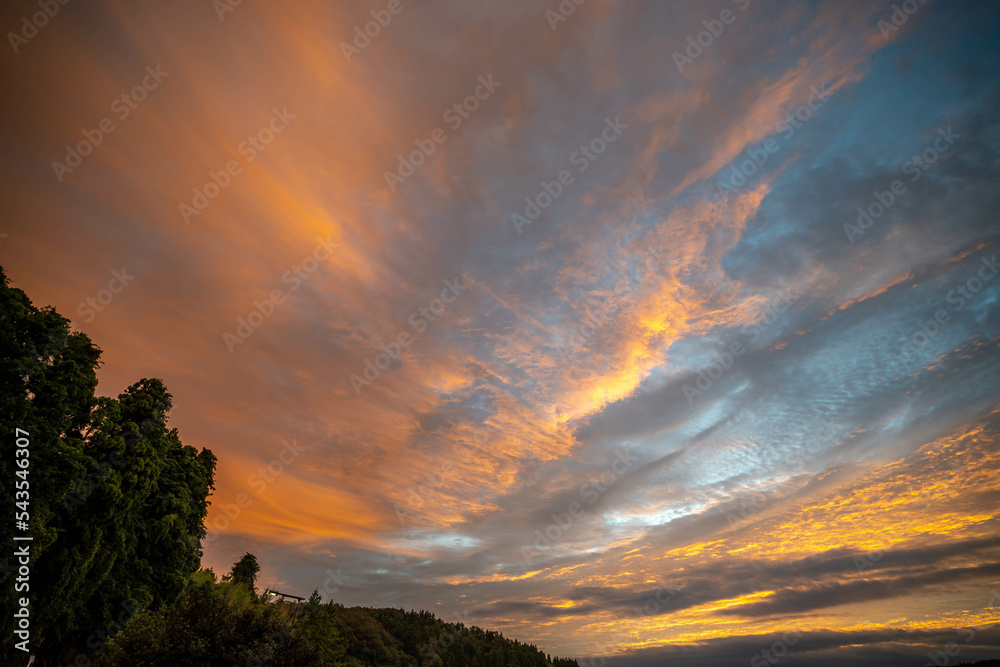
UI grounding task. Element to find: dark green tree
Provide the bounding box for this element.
[99,569,319,666]
[0,267,216,665]
[226,552,261,594]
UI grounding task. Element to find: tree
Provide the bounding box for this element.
[0,267,216,665]
[99,569,319,666]
[227,552,261,594]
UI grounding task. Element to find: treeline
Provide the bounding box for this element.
[100,553,579,666]
[1,266,578,665]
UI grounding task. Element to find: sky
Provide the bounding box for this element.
[2,0,1000,664]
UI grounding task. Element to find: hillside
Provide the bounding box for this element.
[97,564,579,666]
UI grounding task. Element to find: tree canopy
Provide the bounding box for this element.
[0,267,216,665]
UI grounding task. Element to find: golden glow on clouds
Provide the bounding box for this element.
[507,415,1000,653]
[3,0,998,661]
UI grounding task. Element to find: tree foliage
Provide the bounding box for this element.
[0,267,216,665]
[101,558,580,666]
[99,569,318,666]
[225,552,261,594]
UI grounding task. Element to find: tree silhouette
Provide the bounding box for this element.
[227,552,261,594]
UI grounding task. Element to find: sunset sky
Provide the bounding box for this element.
[2,0,1000,664]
